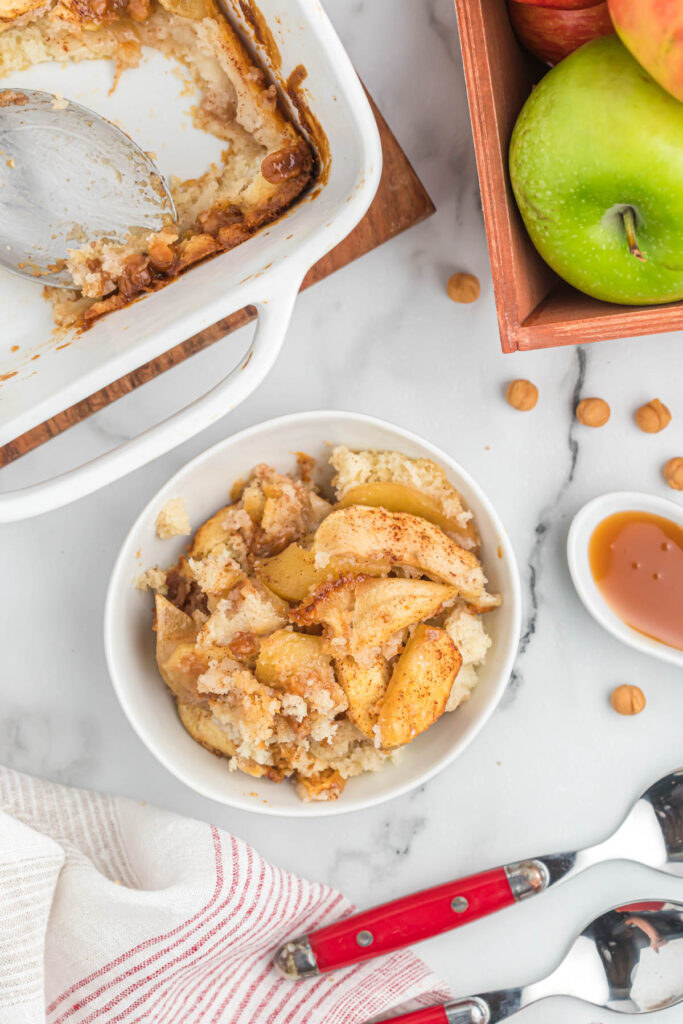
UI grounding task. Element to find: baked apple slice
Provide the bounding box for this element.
[352,577,457,650]
[312,506,486,600]
[155,593,196,650]
[255,544,321,602]
[293,576,457,662]
[290,576,355,635]
[256,542,390,603]
[337,482,477,548]
[178,702,275,780]
[159,642,214,704]
[334,656,389,738]
[155,595,200,699]
[177,701,238,760]
[376,624,462,748]
[255,630,332,688]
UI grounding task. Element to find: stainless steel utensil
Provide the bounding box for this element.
[0,87,175,286]
[275,768,683,978]
[374,900,683,1023]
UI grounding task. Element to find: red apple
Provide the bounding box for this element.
[609,0,683,102]
[508,0,614,64]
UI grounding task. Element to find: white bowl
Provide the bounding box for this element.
[104,411,521,816]
[567,491,683,669]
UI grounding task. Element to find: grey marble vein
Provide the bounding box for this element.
[503,347,586,705]
[329,814,428,892]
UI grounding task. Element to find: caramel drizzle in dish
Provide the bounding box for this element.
[78,139,312,326]
[0,0,318,327]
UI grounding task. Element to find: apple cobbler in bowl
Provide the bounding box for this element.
[137,445,501,803]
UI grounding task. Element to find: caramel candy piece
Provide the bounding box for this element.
[576,397,610,427]
[610,684,646,716]
[447,272,480,303]
[663,457,683,490]
[506,379,538,411]
[635,399,671,433]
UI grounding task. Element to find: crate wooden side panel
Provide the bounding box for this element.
[454,0,554,351]
[455,0,683,351]
[520,285,683,349]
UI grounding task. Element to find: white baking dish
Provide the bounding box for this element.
[0,0,382,522]
[105,411,522,816]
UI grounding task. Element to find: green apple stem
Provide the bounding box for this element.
[621,207,646,263]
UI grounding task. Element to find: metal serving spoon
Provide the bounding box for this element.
[373,900,683,1023]
[0,87,175,287]
[275,769,683,978]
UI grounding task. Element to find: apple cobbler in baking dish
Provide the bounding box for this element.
[138,448,501,802]
[0,0,315,327]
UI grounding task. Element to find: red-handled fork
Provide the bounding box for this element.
[273,768,683,978]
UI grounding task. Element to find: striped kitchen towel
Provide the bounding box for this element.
[0,767,449,1023]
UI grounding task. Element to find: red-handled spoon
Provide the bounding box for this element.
[361,900,683,1023]
[274,768,683,978]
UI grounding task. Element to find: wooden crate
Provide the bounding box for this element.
[454,0,683,352]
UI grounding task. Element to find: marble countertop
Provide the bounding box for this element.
[3,1,683,1020]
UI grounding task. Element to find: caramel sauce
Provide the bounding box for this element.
[589,510,683,651]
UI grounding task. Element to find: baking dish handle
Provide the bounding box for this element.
[0,270,302,523]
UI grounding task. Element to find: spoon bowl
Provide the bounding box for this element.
[0,87,175,287]
[527,900,683,1017]
[378,901,683,1023]
[567,490,683,669]
[579,901,683,1013]
[633,769,683,872]
[540,767,683,885]
[481,901,683,1021]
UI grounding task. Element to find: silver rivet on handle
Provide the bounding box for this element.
[355,930,374,947]
[505,859,550,902]
[451,897,469,913]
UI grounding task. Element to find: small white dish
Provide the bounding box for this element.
[567,491,683,669]
[104,411,521,817]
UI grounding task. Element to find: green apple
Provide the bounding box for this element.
[509,35,683,305]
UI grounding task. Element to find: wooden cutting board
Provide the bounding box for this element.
[0,96,434,467]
